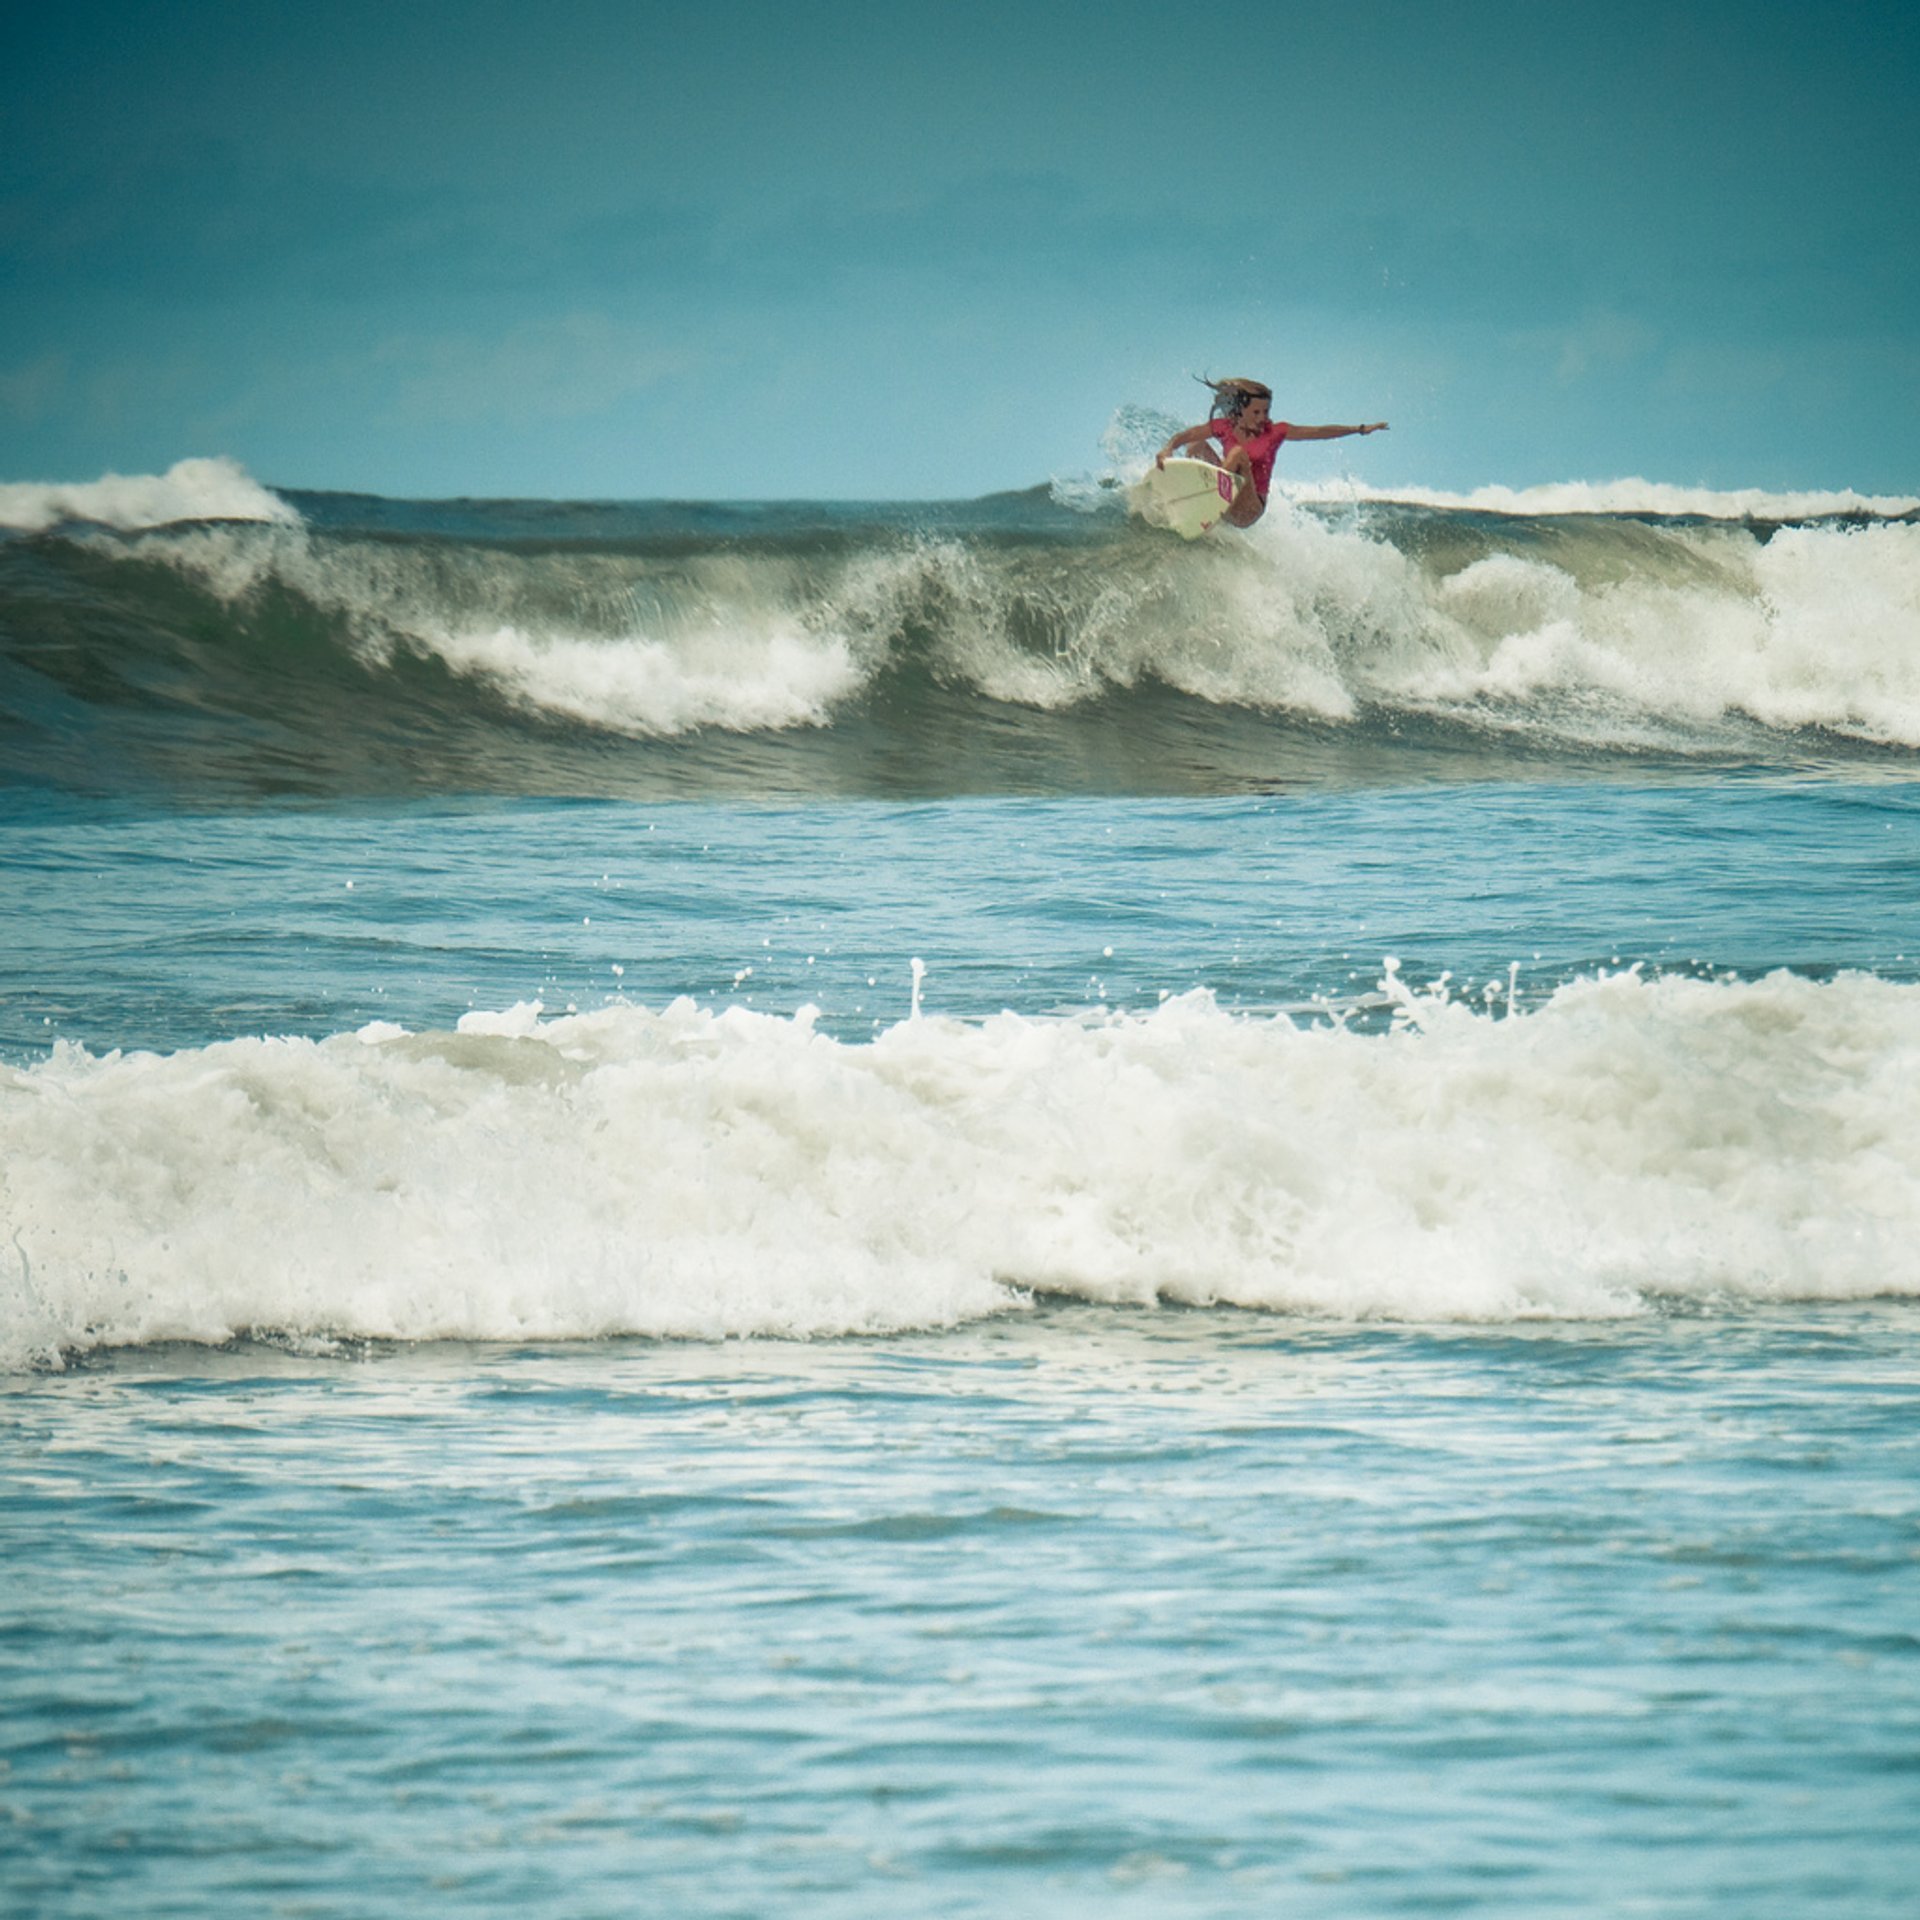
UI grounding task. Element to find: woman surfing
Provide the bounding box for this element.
[1156,378,1388,528]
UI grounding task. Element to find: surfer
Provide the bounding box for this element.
[1155,378,1388,527]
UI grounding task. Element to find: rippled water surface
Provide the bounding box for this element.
[6,1307,1918,1918]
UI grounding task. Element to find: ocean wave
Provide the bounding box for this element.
[5,478,1920,790]
[5,968,1918,1367]
[0,457,300,533]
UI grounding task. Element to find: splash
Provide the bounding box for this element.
[0,457,301,533]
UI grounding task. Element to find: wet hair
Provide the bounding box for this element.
[1198,375,1273,420]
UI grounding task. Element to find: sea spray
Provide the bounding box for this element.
[0,457,301,533]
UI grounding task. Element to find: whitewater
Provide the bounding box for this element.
[8,968,1920,1370]
[5,457,1919,1919]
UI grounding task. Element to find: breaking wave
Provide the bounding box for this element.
[3,459,1919,796]
[6,967,1918,1368]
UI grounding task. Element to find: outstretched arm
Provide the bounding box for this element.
[1288,422,1389,441]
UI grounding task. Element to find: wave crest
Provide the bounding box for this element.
[0,457,300,533]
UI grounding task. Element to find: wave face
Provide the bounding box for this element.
[3,463,1919,798]
[5,969,1917,1367]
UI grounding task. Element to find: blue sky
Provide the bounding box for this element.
[4,0,1915,499]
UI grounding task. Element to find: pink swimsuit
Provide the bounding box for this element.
[1209,417,1290,499]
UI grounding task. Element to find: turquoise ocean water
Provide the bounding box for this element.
[4,456,1919,1914]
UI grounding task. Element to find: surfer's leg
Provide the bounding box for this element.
[1218,446,1260,523]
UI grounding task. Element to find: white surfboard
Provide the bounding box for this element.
[1129,457,1242,538]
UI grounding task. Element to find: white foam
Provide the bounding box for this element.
[423,621,863,735]
[7,970,1918,1368]
[1394,518,1920,745]
[1025,500,1920,748]
[0,457,301,533]
[1056,452,1920,744]
[109,522,871,737]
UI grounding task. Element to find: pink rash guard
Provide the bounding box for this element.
[1208,416,1291,498]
